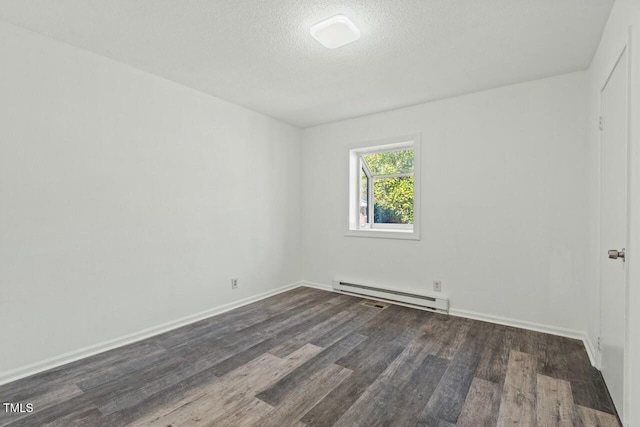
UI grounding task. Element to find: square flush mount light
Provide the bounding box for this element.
[310,15,361,49]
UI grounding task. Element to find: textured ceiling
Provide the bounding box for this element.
[0,0,614,128]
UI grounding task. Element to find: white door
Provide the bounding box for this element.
[599,47,628,417]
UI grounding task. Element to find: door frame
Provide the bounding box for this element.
[597,27,632,423]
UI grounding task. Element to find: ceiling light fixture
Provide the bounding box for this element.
[310,15,361,49]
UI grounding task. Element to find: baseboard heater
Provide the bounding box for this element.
[333,281,449,314]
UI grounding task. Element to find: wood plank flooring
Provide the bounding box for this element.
[0,287,620,426]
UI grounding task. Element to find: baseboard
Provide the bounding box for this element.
[301,281,598,368]
[449,308,597,367]
[1,280,598,385]
[582,333,599,369]
[298,281,333,292]
[448,308,584,340]
[0,281,304,386]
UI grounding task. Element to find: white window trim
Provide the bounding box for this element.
[346,134,421,241]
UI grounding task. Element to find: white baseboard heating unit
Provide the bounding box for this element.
[332,281,449,314]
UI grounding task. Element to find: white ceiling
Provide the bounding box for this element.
[0,0,614,128]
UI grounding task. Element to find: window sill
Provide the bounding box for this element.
[345,228,420,241]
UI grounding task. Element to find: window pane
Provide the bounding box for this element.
[373,176,413,224]
[360,168,369,225]
[363,148,414,175]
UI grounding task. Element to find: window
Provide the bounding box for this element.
[348,135,420,240]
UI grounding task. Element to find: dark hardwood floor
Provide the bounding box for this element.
[0,286,619,426]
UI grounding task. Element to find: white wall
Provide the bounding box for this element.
[0,22,301,377]
[301,72,589,335]
[4,8,639,421]
[585,1,640,424]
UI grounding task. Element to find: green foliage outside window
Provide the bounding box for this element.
[362,149,414,224]
[373,176,414,223]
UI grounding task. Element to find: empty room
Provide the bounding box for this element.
[1,1,639,426]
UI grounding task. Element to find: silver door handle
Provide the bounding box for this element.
[608,248,625,261]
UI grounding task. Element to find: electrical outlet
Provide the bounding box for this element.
[433,280,442,292]
[231,278,238,289]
